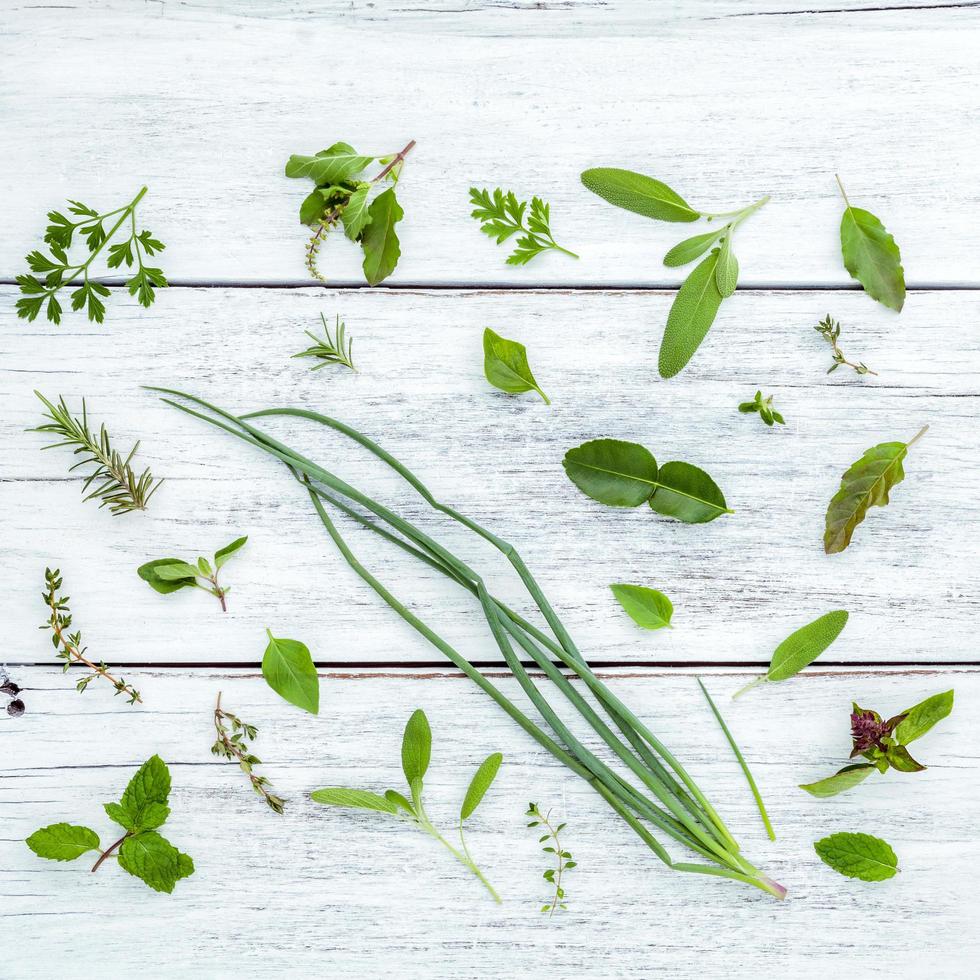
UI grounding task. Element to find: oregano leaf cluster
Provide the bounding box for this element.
[138,535,247,612]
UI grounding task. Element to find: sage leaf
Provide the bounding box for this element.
[581,168,700,222]
[610,584,673,630]
[285,142,373,185]
[118,831,186,894]
[311,788,398,813]
[562,439,658,507]
[649,461,730,524]
[799,764,875,798]
[137,558,196,594]
[460,752,503,820]
[385,789,415,816]
[895,689,954,745]
[658,249,724,379]
[341,183,372,240]
[401,707,432,784]
[715,234,739,298]
[360,187,403,286]
[483,328,549,404]
[214,535,248,569]
[26,823,100,861]
[837,176,905,311]
[663,229,723,268]
[814,831,898,882]
[824,426,927,554]
[262,630,319,715]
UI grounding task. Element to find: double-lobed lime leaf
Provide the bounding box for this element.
[262,629,319,714]
[814,831,899,882]
[482,327,550,404]
[580,168,700,223]
[610,584,673,630]
[562,438,730,523]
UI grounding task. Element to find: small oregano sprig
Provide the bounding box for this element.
[137,535,247,612]
[815,315,877,376]
[312,708,503,902]
[42,567,141,704]
[26,755,194,893]
[469,188,578,265]
[292,313,357,372]
[526,802,575,915]
[738,390,785,427]
[16,186,166,325]
[211,692,285,814]
[33,391,162,515]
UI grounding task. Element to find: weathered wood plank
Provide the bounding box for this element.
[1,666,975,978]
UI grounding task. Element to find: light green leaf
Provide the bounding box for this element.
[799,764,876,798]
[262,630,319,714]
[824,426,927,554]
[285,142,373,185]
[483,328,549,403]
[580,168,700,222]
[26,823,100,862]
[814,831,898,882]
[658,249,724,379]
[311,788,398,813]
[177,851,195,880]
[715,234,739,298]
[460,752,503,820]
[197,556,211,576]
[648,460,730,524]
[895,689,954,745]
[119,755,172,830]
[883,744,926,773]
[341,183,372,240]
[151,561,201,582]
[118,831,184,894]
[360,188,403,286]
[610,584,674,630]
[767,610,849,682]
[838,178,905,311]
[401,708,432,785]
[384,789,416,815]
[562,439,658,508]
[214,535,248,570]
[137,558,197,594]
[663,229,724,267]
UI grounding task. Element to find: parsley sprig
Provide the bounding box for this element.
[469,187,578,265]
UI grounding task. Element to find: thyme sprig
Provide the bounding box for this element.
[42,568,141,704]
[33,391,162,515]
[815,315,877,376]
[292,314,357,372]
[526,802,575,915]
[211,693,285,814]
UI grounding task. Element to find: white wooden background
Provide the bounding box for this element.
[2,2,979,977]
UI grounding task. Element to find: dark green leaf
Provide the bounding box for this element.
[401,708,432,784]
[648,460,730,524]
[360,188,403,286]
[799,764,876,798]
[214,535,248,570]
[562,439,658,507]
[581,168,699,222]
[460,752,503,820]
[814,831,898,882]
[311,788,398,813]
[610,584,673,630]
[483,328,549,403]
[839,186,905,311]
[118,755,171,832]
[658,249,724,379]
[118,831,184,893]
[26,823,100,861]
[767,610,849,682]
[138,558,197,595]
[262,631,319,714]
[895,690,954,745]
[299,189,328,225]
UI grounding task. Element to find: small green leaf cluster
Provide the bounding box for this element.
[800,690,954,798]
[738,390,785,427]
[483,327,549,403]
[285,140,414,285]
[814,831,898,882]
[610,583,673,630]
[563,438,731,524]
[26,756,193,893]
[292,313,357,372]
[580,168,768,377]
[469,188,578,266]
[526,802,575,915]
[262,629,319,714]
[312,708,503,902]
[16,187,166,324]
[814,315,876,376]
[138,535,247,612]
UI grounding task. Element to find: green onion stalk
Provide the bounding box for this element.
[152,388,786,900]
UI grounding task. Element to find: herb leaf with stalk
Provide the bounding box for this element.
[152,386,787,900]
[526,802,575,915]
[814,315,877,376]
[312,708,503,902]
[16,186,166,325]
[292,314,357,372]
[469,188,578,265]
[483,327,549,403]
[138,535,247,612]
[42,567,141,704]
[738,391,785,427]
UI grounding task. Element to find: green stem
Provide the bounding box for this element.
[732,675,767,700]
[702,194,770,223]
[834,174,851,207]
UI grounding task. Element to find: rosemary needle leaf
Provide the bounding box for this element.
[292,314,357,372]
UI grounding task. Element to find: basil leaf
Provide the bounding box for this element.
[214,535,248,570]
[151,561,201,582]
[138,558,197,594]
[580,168,700,222]
[483,328,549,403]
[262,631,319,715]
[460,752,503,820]
[562,439,658,507]
[401,708,432,784]
[649,460,730,524]
[663,229,723,268]
[26,823,100,861]
[285,142,373,185]
[299,188,327,226]
[341,183,372,241]
[839,189,905,311]
[824,426,927,554]
[814,831,898,882]
[360,188,403,286]
[610,584,673,630]
[895,689,954,745]
[883,744,926,773]
[118,831,183,894]
[658,249,724,379]
[311,788,398,813]
[799,764,875,798]
[715,234,739,298]
[767,610,849,682]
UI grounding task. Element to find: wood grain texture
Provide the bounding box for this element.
[2,3,979,286]
[2,287,977,666]
[1,666,976,978]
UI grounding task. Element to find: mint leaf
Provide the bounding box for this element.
[610,584,674,630]
[814,831,898,882]
[799,764,875,798]
[119,755,171,830]
[895,689,954,745]
[262,630,319,714]
[401,708,432,784]
[648,460,730,524]
[360,188,403,286]
[26,823,100,861]
[483,328,549,404]
[118,831,184,893]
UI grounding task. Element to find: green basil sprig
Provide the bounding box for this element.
[483,327,549,403]
[138,535,247,612]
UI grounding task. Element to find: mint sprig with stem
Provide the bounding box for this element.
[469,188,578,265]
[42,567,141,704]
[526,802,576,915]
[137,535,247,612]
[16,186,166,324]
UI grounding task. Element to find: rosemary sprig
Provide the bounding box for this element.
[291,314,357,372]
[815,315,877,376]
[32,391,162,515]
[42,568,141,704]
[211,692,285,813]
[526,802,575,915]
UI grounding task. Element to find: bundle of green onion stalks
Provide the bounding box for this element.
[154,388,786,900]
